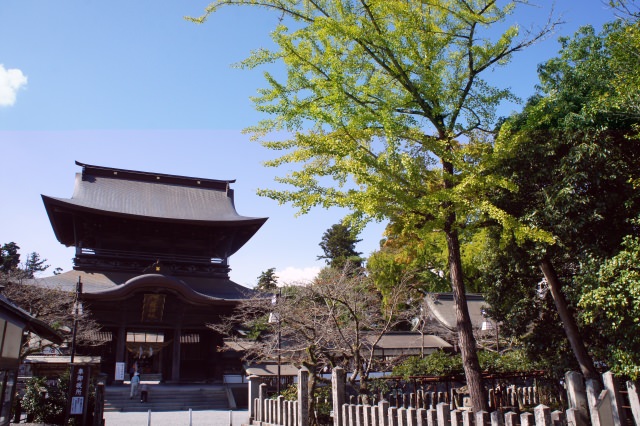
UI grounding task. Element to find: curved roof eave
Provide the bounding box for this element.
[41,195,268,227]
[81,274,241,306]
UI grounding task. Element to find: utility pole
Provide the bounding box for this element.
[70,277,82,364]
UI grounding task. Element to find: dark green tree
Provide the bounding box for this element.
[487,20,640,381]
[578,220,640,379]
[318,223,363,269]
[0,242,21,273]
[23,252,50,278]
[255,267,278,292]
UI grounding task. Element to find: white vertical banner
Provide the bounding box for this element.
[115,362,126,380]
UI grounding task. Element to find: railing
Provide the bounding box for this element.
[248,368,640,426]
[249,370,308,426]
[77,247,225,265]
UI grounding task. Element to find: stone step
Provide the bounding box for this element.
[104,385,229,412]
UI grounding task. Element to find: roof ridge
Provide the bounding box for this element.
[76,161,235,191]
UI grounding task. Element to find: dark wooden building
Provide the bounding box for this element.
[35,162,267,383]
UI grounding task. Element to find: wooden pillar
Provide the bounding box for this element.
[298,368,309,426]
[171,327,181,382]
[92,382,105,426]
[332,367,346,426]
[115,326,126,363]
[114,326,126,383]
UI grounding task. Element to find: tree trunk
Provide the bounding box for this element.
[441,155,487,412]
[445,226,488,412]
[303,350,319,426]
[539,255,599,381]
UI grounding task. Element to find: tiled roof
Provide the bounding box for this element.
[372,332,452,349]
[424,293,488,331]
[43,171,264,223]
[31,270,255,301]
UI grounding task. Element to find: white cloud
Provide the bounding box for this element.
[277,266,321,286]
[0,64,28,107]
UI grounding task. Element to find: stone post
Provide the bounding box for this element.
[389,407,398,426]
[357,404,364,426]
[349,404,357,426]
[567,408,589,426]
[398,407,406,426]
[379,399,390,426]
[603,371,627,425]
[461,410,474,426]
[504,412,517,426]
[363,403,371,426]
[425,408,436,426]
[407,407,417,426]
[259,383,267,424]
[450,410,462,426]
[435,402,449,426]
[586,378,603,426]
[415,408,425,426]
[248,375,260,421]
[490,410,504,426]
[551,410,566,425]
[626,381,640,426]
[475,411,490,426]
[278,395,285,425]
[370,403,379,426]
[534,405,551,426]
[519,412,534,426]
[565,371,589,425]
[298,368,310,426]
[595,389,614,426]
[332,367,346,426]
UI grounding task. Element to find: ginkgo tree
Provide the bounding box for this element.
[194,0,557,411]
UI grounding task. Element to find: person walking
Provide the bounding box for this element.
[140,383,149,403]
[130,372,140,399]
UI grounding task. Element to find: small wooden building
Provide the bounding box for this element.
[0,295,62,425]
[35,162,267,383]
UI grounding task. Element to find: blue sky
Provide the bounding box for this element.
[0,1,618,288]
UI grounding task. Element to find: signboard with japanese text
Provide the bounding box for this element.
[115,362,126,381]
[67,365,90,420]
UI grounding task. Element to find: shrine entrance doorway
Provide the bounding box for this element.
[126,330,167,378]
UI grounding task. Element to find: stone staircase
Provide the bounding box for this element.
[104,384,230,412]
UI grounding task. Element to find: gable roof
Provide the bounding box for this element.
[41,162,267,261]
[424,293,488,331]
[43,161,267,227]
[0,294,63,344]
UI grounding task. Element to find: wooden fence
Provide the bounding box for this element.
[249,369,308,426]
[247,368,640,426]
[359,383,540,412]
